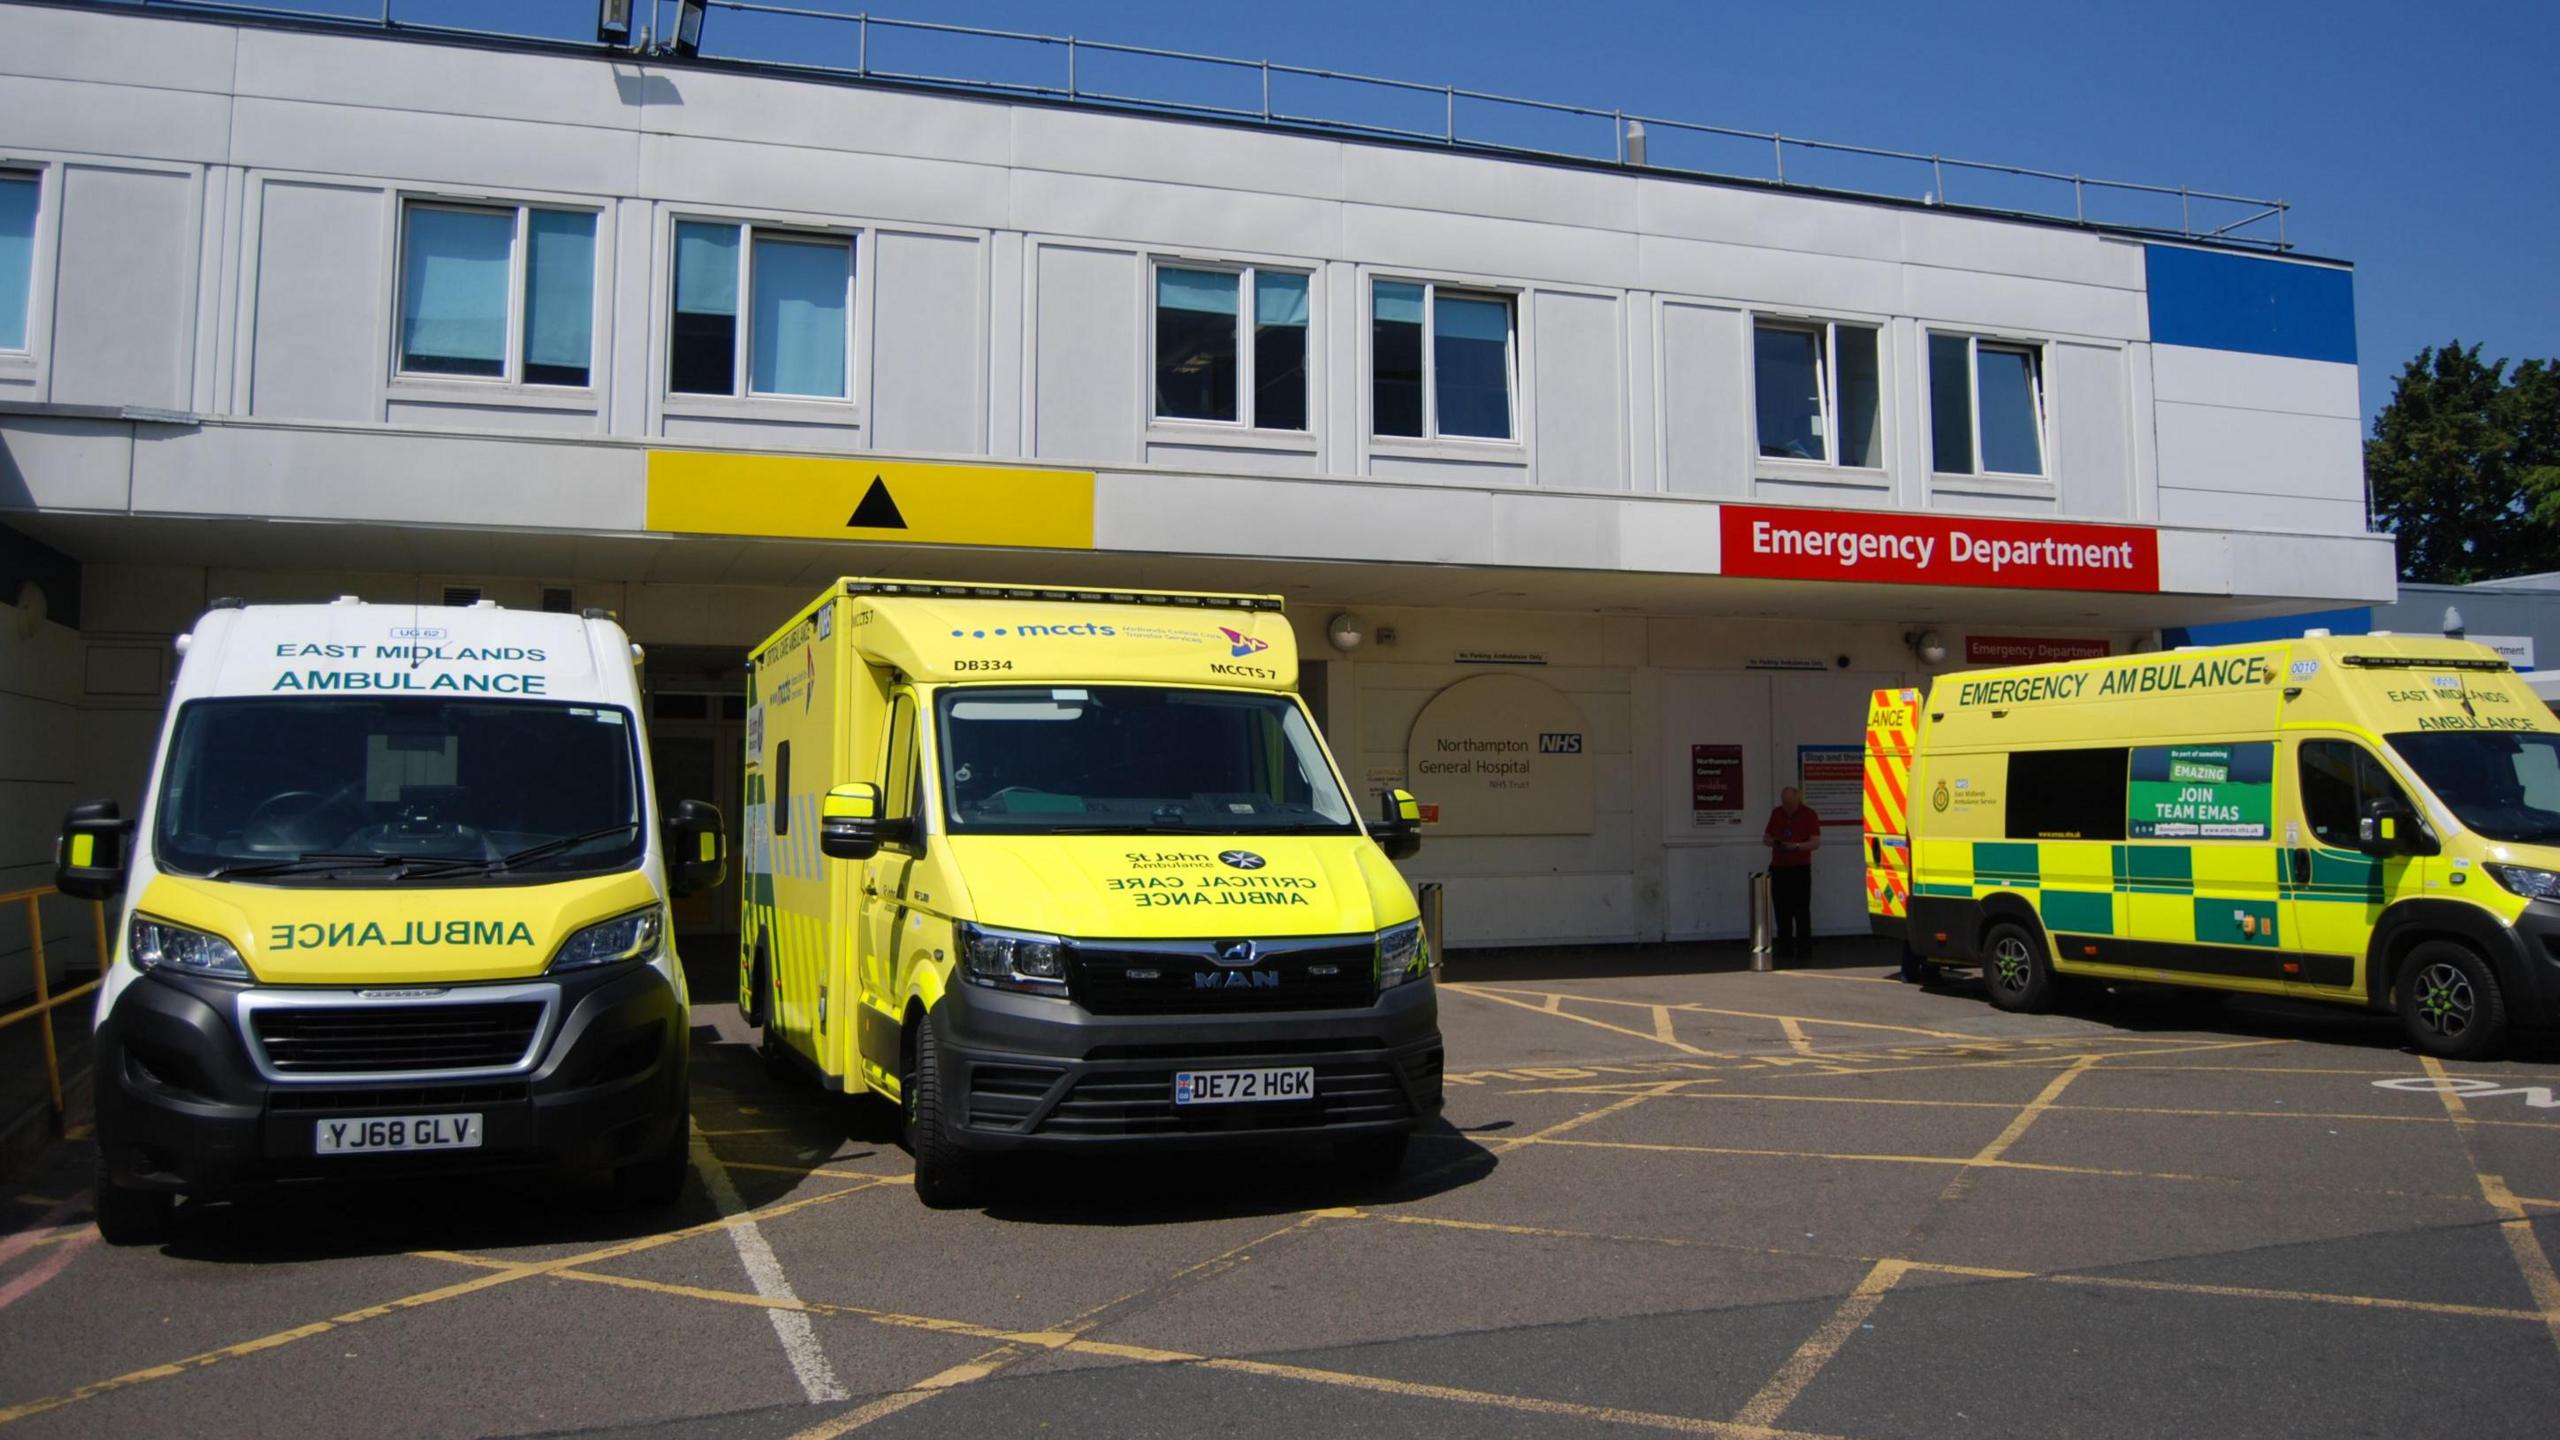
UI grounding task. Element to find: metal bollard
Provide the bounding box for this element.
[1748,871,1775,972]
[1418,881,1445,977]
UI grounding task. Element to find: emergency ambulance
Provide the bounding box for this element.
[55,597,726,1243]
[740,579,1440,1207]
[1864,635,2560,1058]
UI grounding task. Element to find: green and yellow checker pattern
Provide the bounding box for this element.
[1913,838,2400,989]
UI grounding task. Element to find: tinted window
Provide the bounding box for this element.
[1372,281,1424,437]
[2005,747,2128,840]
[2298,740,2410,848]
[773,739,790,835]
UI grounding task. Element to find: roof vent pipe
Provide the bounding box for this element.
[1624,120,1647,167]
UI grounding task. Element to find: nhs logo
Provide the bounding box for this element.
[1538,732,1584,754]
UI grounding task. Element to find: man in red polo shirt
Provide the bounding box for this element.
[1762,786,1822,960]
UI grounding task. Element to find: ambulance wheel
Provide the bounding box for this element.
[93,1153,175,1248]
[1981,921,2057,1014]
[904,1018,978,1210]
[2396,942,2507,1061]
[612,1106,693,1209]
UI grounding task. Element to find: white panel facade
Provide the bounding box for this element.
[1031,243,1139,464]
[246,180,384,422]
[866,230,986,456]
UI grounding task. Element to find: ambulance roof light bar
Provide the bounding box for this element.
[2337,654,2511,672]
[839,580,1285,612]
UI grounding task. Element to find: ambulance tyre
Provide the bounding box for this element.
[904,1018,978,1209]
[2395,941,2507,1061]
[92,1153,174,1247]
[1981,920,2057,1014]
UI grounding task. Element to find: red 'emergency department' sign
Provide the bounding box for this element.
[1719,505,2160,593]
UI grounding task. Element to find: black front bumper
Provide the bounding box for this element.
[930,977,1443,1153]
[94,963,687,1195]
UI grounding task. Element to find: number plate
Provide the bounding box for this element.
[314,1113,484,1155]
[1172,1067,1316,1106]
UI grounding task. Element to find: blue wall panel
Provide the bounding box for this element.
[2144,245,2356,364]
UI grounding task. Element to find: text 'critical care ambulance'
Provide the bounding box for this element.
[55,598,728,1244]
[741,580,1442,1207]
[1864,635,2560,1058]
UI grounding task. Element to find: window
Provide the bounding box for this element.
[670,220,853,400]
[2004,747,2127,840]
[1928,333,2046,476]
[2298,740,2414,849]
[396,201,597,386]
[2388,731,2560,845]
[0,170,35,353]
[1372,279,1515,440]
[1152,264,1309,431]
[772,740,791,835]
[885,694,919,831]
[1752,320,1882,467]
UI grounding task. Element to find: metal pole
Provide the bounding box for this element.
[857,13,868,76]
[2073,175,2085,224]
[1772,135,1785,185]
[1931,155,1943,204]
[27,895,60,1122]
[1749,872,1774,971]
[1445,85,1455,144]
[1419,881,1445,977]
[1066,36,1077,99]
[2180,185,2191,237]
[1261,60,1271,123]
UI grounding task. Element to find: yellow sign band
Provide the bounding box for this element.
[645,452,1095,550]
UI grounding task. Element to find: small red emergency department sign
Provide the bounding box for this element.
[1719,505,2160,594]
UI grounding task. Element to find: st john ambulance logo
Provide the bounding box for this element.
[1218,627,1270,659]
[1218,850,1266,870]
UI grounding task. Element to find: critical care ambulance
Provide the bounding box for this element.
[740,579,1441,1207]
[1864,635,2560,1058]
[56,597,727,1243]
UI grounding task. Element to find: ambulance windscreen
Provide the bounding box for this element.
[936,686,1355,835]
[2386,731,2560,845]
[152,697,645,883]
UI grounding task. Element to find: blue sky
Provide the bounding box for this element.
[314,1,2559,422]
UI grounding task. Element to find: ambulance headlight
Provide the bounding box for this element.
[1377,921,1426,991]
[2486,864,2560,902]
[550,907,664,971]
[957,923,1069,996]
[130,916,249,979]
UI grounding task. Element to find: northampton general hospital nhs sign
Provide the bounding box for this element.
[1719,504,2160,593]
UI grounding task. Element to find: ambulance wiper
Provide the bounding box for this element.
[208,853,451,879]
[476,822,643,874]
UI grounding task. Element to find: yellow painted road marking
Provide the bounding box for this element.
[1443,984,1730,1059]
[2422,1056,2560,1357]
[0,1181,889,1428]
[1778,1017,1819,1058]
[1732,1260,1908,1429]
[1499,1085,2560,1131]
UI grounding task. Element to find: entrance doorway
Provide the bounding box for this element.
[646,687,746,987]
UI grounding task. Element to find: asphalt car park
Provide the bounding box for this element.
[3,949,2558,1439]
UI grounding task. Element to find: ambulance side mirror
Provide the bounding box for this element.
[821,783,884,861]
[2356,797,2433,857]
[56,800,131,901]
[1373,788,1423,862]
[664,799,727,897]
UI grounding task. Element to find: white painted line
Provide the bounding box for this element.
[692,1124,850,1403]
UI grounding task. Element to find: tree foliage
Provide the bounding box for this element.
[2366,342,2560,582]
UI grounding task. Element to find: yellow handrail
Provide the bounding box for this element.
[0,886,113,1125]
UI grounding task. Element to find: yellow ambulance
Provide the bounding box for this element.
[1864,635,2560,1058]
[739,579,1440,1207]
[57,597,726,1244]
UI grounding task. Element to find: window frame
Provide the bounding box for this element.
[0,159,55,383]
[662,213,860,408]
[388,195,605,395]
[1146,256,1314,435]
[1749,315,1887,474]
[1368,275,1521,446]
[1925,330,2050,482]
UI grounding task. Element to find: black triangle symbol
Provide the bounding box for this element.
[846,477,907,530]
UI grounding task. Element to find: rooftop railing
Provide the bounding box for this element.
[95,0,2293,250]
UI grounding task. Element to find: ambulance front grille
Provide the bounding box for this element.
[251,1002,546,1075]
[1070,939,1376,1015]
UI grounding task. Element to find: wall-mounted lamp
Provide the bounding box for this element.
[1327,613,1367,653]
[671,0,708,57]
[596,0,634,46]
[601,0,708,56]
[1904,629,1947,666]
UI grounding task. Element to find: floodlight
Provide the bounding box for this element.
[672,0,708,57]
[596,0,633,47]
